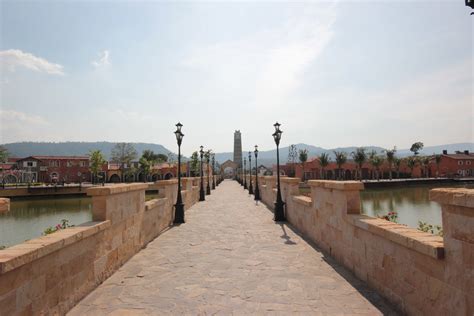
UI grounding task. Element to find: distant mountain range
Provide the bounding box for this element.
[2,141,473,167]
[215,142,474,166]
[1,142,173,160]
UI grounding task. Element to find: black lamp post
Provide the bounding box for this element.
[199,146,205,201]
[254,145,260,201]
[243,157,247,190]
[212,154,216,190]
[273,122,285,221]
[173,122,185,223]
[206,150,211,195]
[466,0,474,14]
[248,151,254,195]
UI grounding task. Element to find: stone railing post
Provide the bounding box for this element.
[87,183,148,224]
[430,188,474,301]
[280,177,300,201]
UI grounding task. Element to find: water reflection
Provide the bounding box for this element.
[0,196,92,247]
[361,183,474,229]
[1,192,160,247]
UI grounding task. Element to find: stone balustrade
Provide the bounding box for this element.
[0,198,9,213]
[256,177,473,315]
[0,178,201,315]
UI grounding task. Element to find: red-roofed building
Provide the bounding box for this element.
[14,156,91,183]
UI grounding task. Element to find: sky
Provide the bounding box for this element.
[0,0,472,156]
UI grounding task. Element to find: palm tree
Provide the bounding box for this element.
[421,156,431,178]
[407,157,417,178]
[434,154,442,178]
[351,147,367,181]
[370,155,384,181]
[318,153,330,179]
[393,157,402,179]
[384,147,396,180]
[299,149,308,182]
[334,151,347,180]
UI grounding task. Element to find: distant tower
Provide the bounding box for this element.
[233,130,242,168]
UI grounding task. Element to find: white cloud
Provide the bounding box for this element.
[0,49,64,75]
[92,50,111,67]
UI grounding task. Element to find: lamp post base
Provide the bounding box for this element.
[254,186,260,200]
[274,201,285,221]
[206,185,211,195]
[199,188,205,201]
[174,203,185,223]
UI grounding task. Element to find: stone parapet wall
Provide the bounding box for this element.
[259,177,473,315]
[0,178,200,315]
[0,198,9,213]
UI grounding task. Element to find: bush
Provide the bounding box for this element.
[43,219,74,235]
[418,221,443,236]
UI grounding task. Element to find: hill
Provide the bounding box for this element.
[2,142,173,160]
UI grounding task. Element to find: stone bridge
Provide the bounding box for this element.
[0,176,472,315]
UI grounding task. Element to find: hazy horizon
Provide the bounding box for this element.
[1,1,472,156]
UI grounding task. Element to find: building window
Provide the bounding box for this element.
[67,161,73,167]
[458,161,463,165]
[80,161,86,167]
[27,162,33,167]
[458,170,462,175]
[49,161,59,167]
[467,161,471,165]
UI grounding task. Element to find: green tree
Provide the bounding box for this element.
[434,154,442,178]
[393,157,402,179]
[190,151,199,177]
[351,147,367,181]
[0,146,8,163]
[298,149,308,182]
[318,153,330,179]
[384,147,397,180]
[370,155,384,181]
[88,150,106,184]
[139,156,152,182]
[333,151,347,180]
[110,143,138,182]
[421,156,431,178]
[407,156,417,177]
[287,144,298,177]
[410,142,424,156]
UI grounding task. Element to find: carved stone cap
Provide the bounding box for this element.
[280,177,300,184]
[87,183,149,196]
[307,180,364,191]
[430,188,474,208]
[152,179,179,187]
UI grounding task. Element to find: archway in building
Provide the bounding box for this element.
[164,173,173,180]
[344,169,352,180]
[125,174,135,183]
[109,174,121,183]
[220,160,238,179]
[326,170,333,180]
[151,174,161,181]
[3,174,17,183]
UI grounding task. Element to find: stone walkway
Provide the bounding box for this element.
[69,180,396,315]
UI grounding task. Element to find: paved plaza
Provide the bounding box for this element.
[69,180,396,315]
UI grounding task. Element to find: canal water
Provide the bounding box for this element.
[1,183,473,248]
[0,196,92,248]
[361,182,474,229]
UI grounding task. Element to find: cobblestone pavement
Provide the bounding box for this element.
[69,180,396,315]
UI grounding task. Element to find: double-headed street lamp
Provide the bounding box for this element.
[212,153,216,190]
[254,145,260,201]
[206,150,211,195]
[243,157,247,190]
[173,122,185,223]
[199,146,205,201]
[273,122,285,221]
[248,151,254,195]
